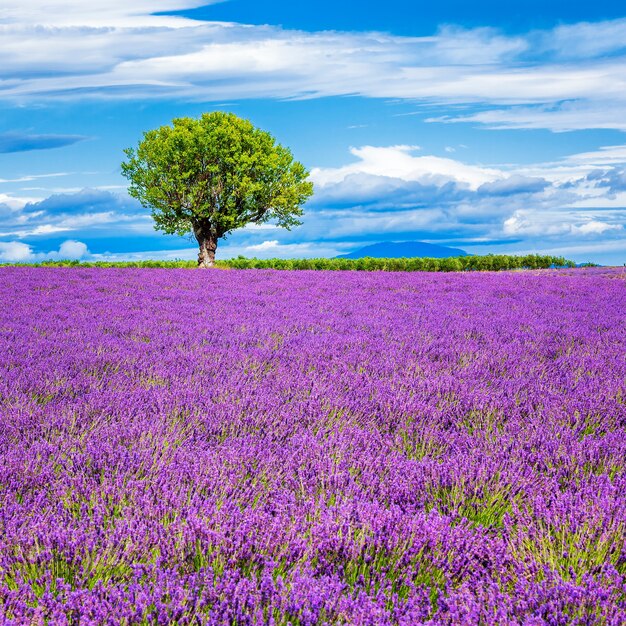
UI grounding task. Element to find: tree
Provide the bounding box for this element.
[121,112,314,268]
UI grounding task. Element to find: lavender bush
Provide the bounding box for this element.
[0,267,624,624]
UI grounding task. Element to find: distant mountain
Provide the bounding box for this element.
[336,241,468,259]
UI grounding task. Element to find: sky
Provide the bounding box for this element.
[1,1,625,265]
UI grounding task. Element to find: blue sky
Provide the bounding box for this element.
[1,1,625,264]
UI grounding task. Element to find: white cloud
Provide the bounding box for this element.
[538,18,626,60]
[57,239,89,258]
[0,192,33,210]
[565,145,626,167]
[311,145,502,190]
[575,220,623,235]
[424,26,528,64]
[1,3,626,132]
[0,241,34,262]
[431,100,626,132]
[0,239,90,262]
[568,193,626,209]
[246,240,280,252]
[0,0,216,28]
[503,210,624,238]
[0,172,70,184]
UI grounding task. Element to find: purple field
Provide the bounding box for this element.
[0,267,625,625]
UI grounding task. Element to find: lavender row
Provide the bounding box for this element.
[0,267,624,624]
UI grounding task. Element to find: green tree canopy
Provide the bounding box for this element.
[121,112,314,267]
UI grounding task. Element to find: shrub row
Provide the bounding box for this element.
[1,254,576,271]
[219,254,576,271]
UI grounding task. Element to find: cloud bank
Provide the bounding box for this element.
[2,2,626,131]
[1,144,624,263]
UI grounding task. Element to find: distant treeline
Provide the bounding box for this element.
[2,254,577,271]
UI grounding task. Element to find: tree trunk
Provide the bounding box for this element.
[194,224,218,268]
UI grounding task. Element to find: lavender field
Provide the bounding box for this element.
[0,267,625,625]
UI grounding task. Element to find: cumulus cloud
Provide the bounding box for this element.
[0,241,34,262]
[311,145,503,191]
[57,239,89,258]
[1,3,626,132]
[0,192,32,211]
[0,239,90,262]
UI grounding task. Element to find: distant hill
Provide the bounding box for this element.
[336,241,468,259]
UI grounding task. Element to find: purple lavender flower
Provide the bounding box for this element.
[0,267,624,623]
